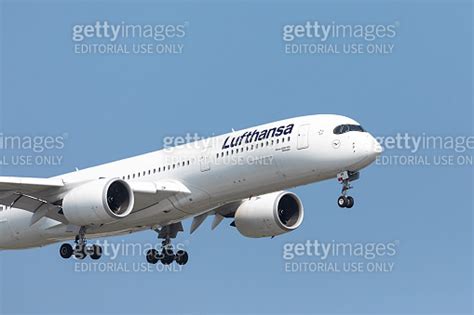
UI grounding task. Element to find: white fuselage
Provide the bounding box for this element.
[0,114,381,249]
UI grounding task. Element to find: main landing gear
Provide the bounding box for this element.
[145,238,189,266]
[146,224,189,266]
[59,227,103,260]
[337,171,359,209]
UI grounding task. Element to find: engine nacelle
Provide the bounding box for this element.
[62,178,134,226]
[234,191,304,238]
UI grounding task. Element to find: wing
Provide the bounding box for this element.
[0,176,191,225]
[0,176,64,194]
[0,176,66,224]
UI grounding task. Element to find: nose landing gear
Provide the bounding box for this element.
[337,171,359,208]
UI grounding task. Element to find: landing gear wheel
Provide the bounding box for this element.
[89,244,103,260]
[146,249,159,264]
[338,196,348,208]
[59,243,73,259]
[175,250,189,265]
[160,247,175,265]
[74,244,87,260]
[346,196,354,208]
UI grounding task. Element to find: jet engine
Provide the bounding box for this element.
[62,178,134,226]
[234,191,304,238]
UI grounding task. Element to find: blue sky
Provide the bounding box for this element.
[0,1,472,314]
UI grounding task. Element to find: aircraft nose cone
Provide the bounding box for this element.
[373,140,383,156]
[365,136,383,160]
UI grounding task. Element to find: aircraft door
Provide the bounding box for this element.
[199,147,211,172]
[297,124,310,150]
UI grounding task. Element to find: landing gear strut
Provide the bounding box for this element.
[337,171,359,208]
[59,227,102,260]
[73,227,87,260]
[146,224,189,266]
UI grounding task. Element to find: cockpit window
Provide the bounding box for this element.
[333,124,366,135]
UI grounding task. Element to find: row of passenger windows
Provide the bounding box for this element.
[121,159,193,180]
[120,136,292,180]
[216,136,291,158]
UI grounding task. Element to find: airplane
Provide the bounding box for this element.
[0,114,382,265]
